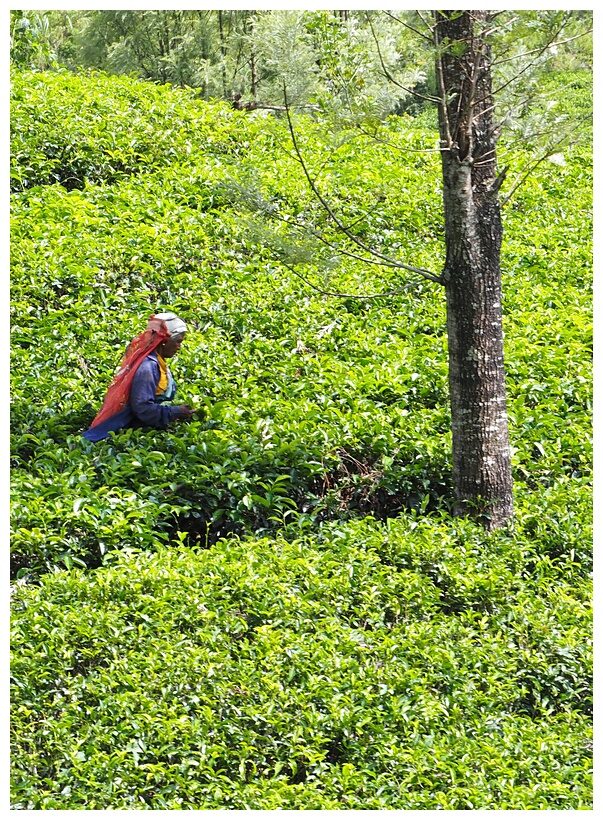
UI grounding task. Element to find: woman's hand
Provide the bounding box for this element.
[175,404,196,420]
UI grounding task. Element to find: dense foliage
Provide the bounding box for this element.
[10,68,592,809]
[10,10,592,119]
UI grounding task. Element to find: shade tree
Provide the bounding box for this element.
[255,9,591,528]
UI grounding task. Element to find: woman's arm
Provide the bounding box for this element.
[130,358,183,428]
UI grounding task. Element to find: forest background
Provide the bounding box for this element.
[9,6,593,811]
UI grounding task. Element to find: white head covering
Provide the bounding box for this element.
[154,312,187,337]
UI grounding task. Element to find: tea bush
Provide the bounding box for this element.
[11,517,591,810]
[10,68,250,191]
[10,69,592,808]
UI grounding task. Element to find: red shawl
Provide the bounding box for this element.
[90,315,170,428]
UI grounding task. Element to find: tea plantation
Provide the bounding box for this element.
[10,69,592,809]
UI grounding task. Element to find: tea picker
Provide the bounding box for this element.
[82,312,196,442]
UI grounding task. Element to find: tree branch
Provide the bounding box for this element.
[266,198,441,277]
[464,39,489,159]
[382,10,434,43]
[491,20,590,97]
[433,14,454,151]
[415,11,436,36]
[301,220,434,274]
[278,259,433,300]
[347,121,443,155]
[491,29,592,68]
[366,12,440,104]
[500,135,580,206]
[282,85,441,282]
[482,16,520,38]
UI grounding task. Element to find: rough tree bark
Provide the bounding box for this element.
[434,10,513,528]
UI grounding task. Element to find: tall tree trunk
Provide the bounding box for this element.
[218,10,228,98]
[244,14,258,100]
[198,10,210,100]
[250,46,258,100]
[434,10,513,529]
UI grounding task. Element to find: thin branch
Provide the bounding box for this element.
[382,10,433,43]
[232,98,319,113]
[349,121,443,155]
[433,15,454,150]
[492,29,592,67]
[415,11,435,36]
[468,96,498,129]
[274,133,341,179]
[272,129,372,190]
[282,86,441,282]
[332,59,360,117]
[278,260,433,300]
[365,12,441,104]
[499,154,554,207]
[491,20,588,96]
[472,147,497,167]
[488,14,579,97]
[487,12,509,22]
[464,40,489,159]
[500,135,581,206]
[492,56,547,98]
[482,16,520,38]
[265,201,440,275]
[302,222,428,272]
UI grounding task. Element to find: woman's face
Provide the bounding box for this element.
[160,333,185,358]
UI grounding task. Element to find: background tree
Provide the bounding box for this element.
[10,10,56,69]
[9,10,425,110]
[27,9,259,96]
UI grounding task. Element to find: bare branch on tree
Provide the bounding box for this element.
[482,16,520,39]
[278,259,432,300]
[282,85,441,283]
[251,183,443,278]
[300,221,433,273]
[382,10,434,43]
[433,15,454,151]
[347,121,444,155]
[491,21,590,98]
[500,132,583,206]
[415,10,436,36]
[491,29,592,68]
[365,12,441,104]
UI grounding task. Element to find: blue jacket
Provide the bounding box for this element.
[82,352,181,442]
